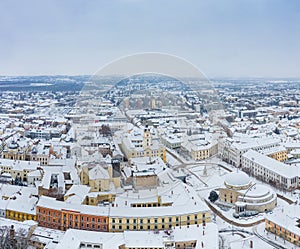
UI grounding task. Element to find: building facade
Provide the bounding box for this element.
[220,137,281,167]
[0,158,40,183]
[219,171,277,215]
[121,127,166,162]
[242,150,299,191]
[36,191,211,233]
[265,207,300,247]
[37,196,109,232]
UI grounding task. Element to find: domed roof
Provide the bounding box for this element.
[225,171,250,187]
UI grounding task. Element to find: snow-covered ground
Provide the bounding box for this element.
[166,152,181,166]
[220,231,274,249]
[166,147,195,164]
[188,164,228,187]
[215,216,274,249]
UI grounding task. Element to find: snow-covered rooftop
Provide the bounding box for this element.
[243,149,299,179]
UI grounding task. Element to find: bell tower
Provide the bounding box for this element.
[142,125,152,149]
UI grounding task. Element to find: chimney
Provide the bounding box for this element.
[10,225,15,241]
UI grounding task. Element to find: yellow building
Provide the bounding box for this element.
[6,209,36,222]
[30,145,50,165]
[181,139,218,161]
[0,158,40,182]
[263,146,288,162]
[83,192,116,206]
[108,210,210,232]
[219,172,277,215]
[108,182,211,232]
[120,126,166,162]
[151,99,156,109]
[80,166,89,185]
[80,163,120,192]
[89,165,110,192]
[1,141,28,161]
[267,150,288,161]
[64,185,117,207]
[80,164,110,192]
[6,193,38,222]
[265,206,300,247]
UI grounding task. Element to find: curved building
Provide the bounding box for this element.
[219,171,277,215]
[36,182,211,232]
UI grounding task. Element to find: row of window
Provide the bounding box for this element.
[39,213,107,223]
[245,159,296,182]
[111,220,204,231]
[112,224,174,230]
[111,214,205,224]
[131,203,165,207]
[80,243,101,248]
[268,223,299,240]
[132,151,164,157]
[7,211,35,220]
[38,208,207,232]
[39,220,108,231]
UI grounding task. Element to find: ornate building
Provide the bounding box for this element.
[219,171,277,215]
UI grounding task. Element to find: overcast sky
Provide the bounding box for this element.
[1,0,299,78]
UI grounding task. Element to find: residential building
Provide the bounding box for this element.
[242,149,299,190]
[220,137,281,167]
[181,134,218,161]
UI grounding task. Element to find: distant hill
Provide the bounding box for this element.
[0,75,89,92]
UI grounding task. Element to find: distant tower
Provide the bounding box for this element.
[123,97,130,109]
[151,99,156,109]
[136,98,143,109]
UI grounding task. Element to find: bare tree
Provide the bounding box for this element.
[0,226,11,249]
[0,225,30,249]
[99,124,112,137]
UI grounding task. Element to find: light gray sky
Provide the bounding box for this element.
[1,0,300,78]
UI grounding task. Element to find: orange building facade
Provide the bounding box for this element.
[37,196,109,232]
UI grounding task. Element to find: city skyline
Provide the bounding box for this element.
[1,0,300,78]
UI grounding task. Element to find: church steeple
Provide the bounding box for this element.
[142,125,152,149]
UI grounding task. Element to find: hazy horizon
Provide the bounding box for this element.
[1,0,300,78]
